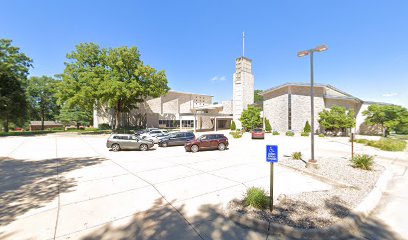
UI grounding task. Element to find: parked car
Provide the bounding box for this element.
[251,128,265,139]
[185,134,228,153]
[141,129,169,138]
[159,131,195,147]
[106,134,154,151]
[140,129,169,144]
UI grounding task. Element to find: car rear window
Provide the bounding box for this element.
[186,132,194,137]
[253,129,263,132]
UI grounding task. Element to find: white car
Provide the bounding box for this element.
[140,129,169,144]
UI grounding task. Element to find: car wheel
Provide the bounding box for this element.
[111,144,120,152]
[161,142,168,147]
[140,144,148,151]
[191,145,199,153]
[218,143,226,151]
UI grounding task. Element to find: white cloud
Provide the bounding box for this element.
[382,93,398,97]
[211,75,226,82]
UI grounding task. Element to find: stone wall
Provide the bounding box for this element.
[263,90,288,132]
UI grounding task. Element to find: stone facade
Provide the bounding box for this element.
[261,83,384,134]
[94,91,214,129]
[233,57,254,129]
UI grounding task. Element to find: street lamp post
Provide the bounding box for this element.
[297,45,328,166]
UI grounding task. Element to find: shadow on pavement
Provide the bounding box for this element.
[75,195,403,240]
[79,198,259,240]
[0,156,106,226]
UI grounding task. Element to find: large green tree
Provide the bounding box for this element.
[57,104,92,129]
[0,39,32,132]
[57,43,169,129]
[26,76,60,130]
[363,104,408,137]
[318,105,355,136]
[240,106,262,130]
[254,90,264,103]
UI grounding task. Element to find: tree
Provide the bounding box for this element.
[0,39,32,132]
[26,76,60,130]
[318,105,355,136]
[57,43,169,129]
[303,120,311,133]
[254,90,263,103]
[240,106,262,130]
[265,118,272,132]
[57,105,92,129]
[363,104,408,137]
[231,120,236,130]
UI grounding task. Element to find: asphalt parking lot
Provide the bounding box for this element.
[1,131,404,239]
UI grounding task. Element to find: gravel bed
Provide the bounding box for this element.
[227,156,384,229]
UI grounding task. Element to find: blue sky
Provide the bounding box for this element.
[1,0,407,106]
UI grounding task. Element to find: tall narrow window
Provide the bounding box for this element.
[288,94,292,130]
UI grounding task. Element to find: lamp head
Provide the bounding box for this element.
[314,45,328,52]
[297,50,309,57]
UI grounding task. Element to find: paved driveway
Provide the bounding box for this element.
[1,132,405,239]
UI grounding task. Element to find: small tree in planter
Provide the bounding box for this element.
[231,120,236,130]
[265,119,272,132]
[304,120,311,133]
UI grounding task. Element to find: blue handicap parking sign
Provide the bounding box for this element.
[266,145,278,163]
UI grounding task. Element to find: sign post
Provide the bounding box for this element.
[266,145,278,212]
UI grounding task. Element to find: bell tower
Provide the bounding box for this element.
[232,32,254,129]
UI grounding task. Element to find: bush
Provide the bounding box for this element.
[244,187,269,209]
[285,131,295,136]
[304,120,311,133]
[355,138,406,151]
[272,131,280,135]
[265,119,272,132]
[318,133,325,137]
[229,130,243,138]
[291,152,302,160]
[371,138,406,151]
[231,121,236,131]
[300,132,309,137]
[98,123,111,130]
[351,154,374,170]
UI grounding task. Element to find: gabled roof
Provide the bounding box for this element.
[168,90,213,97]
[260,82,362,102]
[30,121,62,126]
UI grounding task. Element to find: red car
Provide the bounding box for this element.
[185,134,229,153]
[251,128,265,139]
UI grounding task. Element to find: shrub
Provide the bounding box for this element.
[371,138,406,151]
[265,119,272,132]
[318,133,325,137]
[351,154,374,170]
[303,121,311,133]
[354,138,406,151]
[285,131,295,136]
[301,132,309,137]
[98,123,111,130]
[244,187,269,209]
[273,131,280,135]
[231,121,236,131]
[291,152,302,160]
[229,130,243,138]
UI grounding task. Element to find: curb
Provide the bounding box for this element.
[223,168,393,239]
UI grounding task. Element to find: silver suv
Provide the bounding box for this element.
[106,134,154,151]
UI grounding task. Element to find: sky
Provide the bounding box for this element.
[1,0,407,107]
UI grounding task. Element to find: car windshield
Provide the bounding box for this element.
[253,129,263,132]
